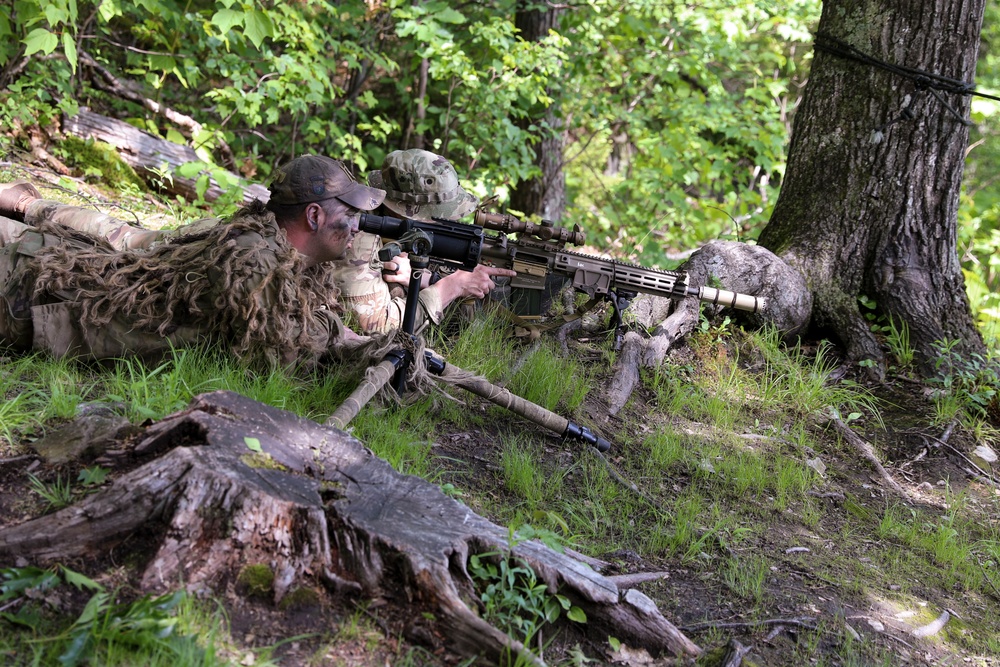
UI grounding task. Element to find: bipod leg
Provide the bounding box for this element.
[608,289,636,352]
[425,352,611,452]
[326,350,407,430]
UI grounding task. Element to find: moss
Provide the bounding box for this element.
[55,136,146,191]
[239,452,288,471]
[278,586,320,611]
[236,563,274,599]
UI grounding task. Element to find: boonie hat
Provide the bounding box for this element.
[368,149,478,221]
[269,155,385,211]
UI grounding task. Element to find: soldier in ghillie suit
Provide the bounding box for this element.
[0,156,383,368]
[0,150,512,336]
[332,148,513,333]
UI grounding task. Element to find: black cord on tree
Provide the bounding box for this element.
[813,32,1000,133]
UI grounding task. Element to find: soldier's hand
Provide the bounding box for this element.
[382,252,413,286]
[438,264,516,301]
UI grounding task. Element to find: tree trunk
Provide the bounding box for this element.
[757,0,986,377]
[510,2,566,221]
[0,391,700,664]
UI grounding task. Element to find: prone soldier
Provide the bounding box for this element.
[0,156,381,367]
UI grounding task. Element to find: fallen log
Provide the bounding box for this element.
[0,391,699,664]
[61,109,268,204]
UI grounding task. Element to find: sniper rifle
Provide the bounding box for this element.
[358,212,765,346]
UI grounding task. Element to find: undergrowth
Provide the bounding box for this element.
[2,310,1000,665]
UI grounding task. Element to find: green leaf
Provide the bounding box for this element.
[211,8,244,35]
[244,436,263,453]
[175,161,204,178]
[566,606,587,623]
[23,28,59,57]
[62,32,77,74]
[243,10,274,49]
[608,635,621,651]
[433,8,466,24]
[60,567,103,592]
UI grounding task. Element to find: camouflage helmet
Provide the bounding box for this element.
[368,149,478,222]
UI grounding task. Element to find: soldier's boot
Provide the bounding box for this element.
[0,181,42,222]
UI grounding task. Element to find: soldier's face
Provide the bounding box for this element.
[308,199,359,263]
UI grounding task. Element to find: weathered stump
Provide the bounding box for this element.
[0,391,699,664]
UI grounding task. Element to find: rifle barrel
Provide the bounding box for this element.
[689,286,765,313]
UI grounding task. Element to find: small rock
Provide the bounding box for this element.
[805,457,827,476]
[867,618,885,632]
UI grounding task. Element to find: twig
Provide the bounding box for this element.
[976,559,1000,601]
[917,425,1000,485]
[912,611,949,638]
[0,455,34,467]
[680,617,818,633]
[588,447,661,509]
[807,491,846,500]
[939,418,958,446]
[721,638,751,667]
[823,407,908,498]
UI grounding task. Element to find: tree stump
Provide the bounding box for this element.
[0,391,699,664]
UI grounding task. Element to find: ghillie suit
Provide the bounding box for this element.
[9,201,347,369]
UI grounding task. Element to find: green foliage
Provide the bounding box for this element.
[27,472,75,511]
[468,526,586,652]
[929,339,1000,422]
[559,0,820,264]
[0,565,221,667]
[505,341,590,413]
[51,137,147,190]
[236,564,274,600]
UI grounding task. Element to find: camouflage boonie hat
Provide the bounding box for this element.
[368,149,478,222]
[269,155,385,211]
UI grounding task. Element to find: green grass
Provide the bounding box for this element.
[5,302,1000,665]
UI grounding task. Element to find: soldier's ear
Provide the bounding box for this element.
[305,203,320,232]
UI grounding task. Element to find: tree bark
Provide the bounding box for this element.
[757,0,986,378]
[0,391,700,664]
[510,2,566,221]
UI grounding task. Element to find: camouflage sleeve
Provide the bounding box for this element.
[330,232,442,334]
[23,200,219,251]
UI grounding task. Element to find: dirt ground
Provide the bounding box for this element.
[1,336,999,667]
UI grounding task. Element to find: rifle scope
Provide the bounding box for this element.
[473,211,586,246]
[358,213,484,271]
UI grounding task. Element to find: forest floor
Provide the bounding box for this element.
[1,336,999,667]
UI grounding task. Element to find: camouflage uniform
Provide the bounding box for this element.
[0,204,347,367]
[22,198,217,250]
[326,149,480,333]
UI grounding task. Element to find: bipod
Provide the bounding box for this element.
[326,234,611,452]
